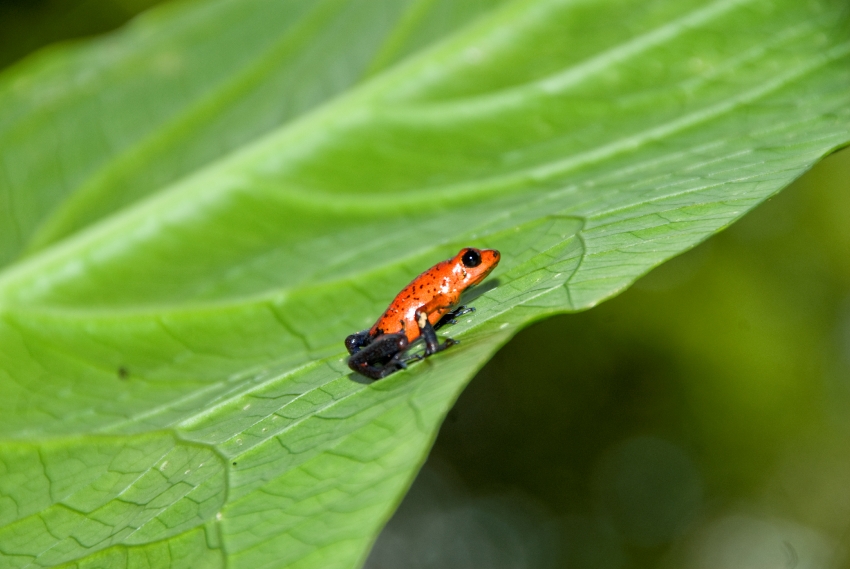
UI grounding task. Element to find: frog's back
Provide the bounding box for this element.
[369,258,454,341]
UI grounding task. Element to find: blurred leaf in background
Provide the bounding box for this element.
[0,0,163,70]
[1,0,849,568]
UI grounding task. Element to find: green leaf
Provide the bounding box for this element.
[0,0,848,567]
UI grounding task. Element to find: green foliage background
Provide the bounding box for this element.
[1,1,849,568]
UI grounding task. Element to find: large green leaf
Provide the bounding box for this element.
[0,0,848,567]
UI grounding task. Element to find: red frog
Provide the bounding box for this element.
[346,247,500,379]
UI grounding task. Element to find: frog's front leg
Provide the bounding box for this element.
[415,308,458,357]
[347,333,409,379]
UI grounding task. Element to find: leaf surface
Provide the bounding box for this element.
[0,0,848,567]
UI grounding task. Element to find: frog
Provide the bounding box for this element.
[345,247,500,379]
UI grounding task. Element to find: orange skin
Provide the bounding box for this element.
[369,248,501,343]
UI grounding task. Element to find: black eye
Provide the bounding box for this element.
[461,249,481,268]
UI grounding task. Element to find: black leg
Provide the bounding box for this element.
[434,306,475,331]
[348,308,468,380]
[345,330,371,355]
[388,350,421,370]
[417,311,458,356]
[348,333,409,379]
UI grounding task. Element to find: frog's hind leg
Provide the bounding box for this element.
[348,333,409,380]
[344,330,371,355]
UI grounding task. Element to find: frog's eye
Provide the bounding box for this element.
[461,249,481,268]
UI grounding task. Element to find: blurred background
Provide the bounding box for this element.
[0,0,161,69]
[4,2,849,568]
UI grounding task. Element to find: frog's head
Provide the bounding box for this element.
[455,247,500,287]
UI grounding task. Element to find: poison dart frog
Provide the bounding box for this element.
[346,247,500,380]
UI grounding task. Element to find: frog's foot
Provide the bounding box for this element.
[344,329,371,355]
[395,351,423,368]
[434,306,476,331]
